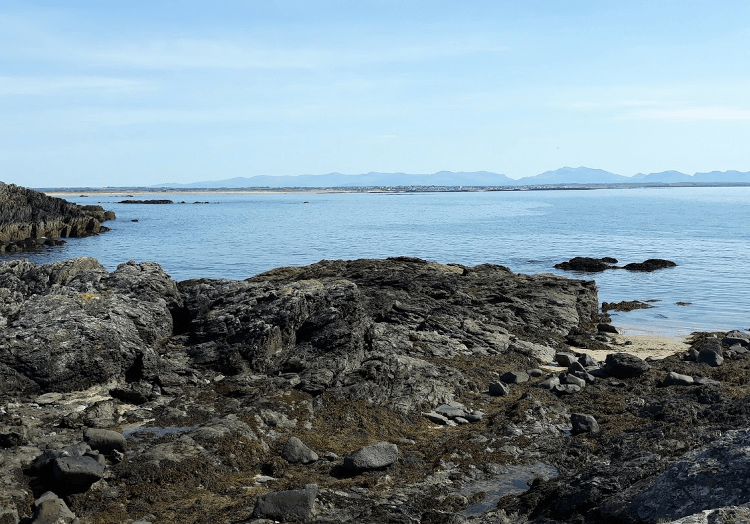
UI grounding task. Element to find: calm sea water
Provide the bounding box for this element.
[9,187,750,337]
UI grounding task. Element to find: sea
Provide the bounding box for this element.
[8,186,750,338]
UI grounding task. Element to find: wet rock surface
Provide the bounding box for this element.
[0,182,114,253]
[0,256,749,523]
[555,256,677,273]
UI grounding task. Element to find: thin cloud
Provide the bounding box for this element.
[0,76,152,96]
[622,106,750,121]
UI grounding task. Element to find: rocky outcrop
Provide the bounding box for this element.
[1,256,749,523]
[556,256,677,273]
[0,182,115,252]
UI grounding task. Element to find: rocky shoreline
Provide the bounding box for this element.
[0,256,748,523]
[0,183,115,253]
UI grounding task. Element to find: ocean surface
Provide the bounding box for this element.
[9,186,750,337]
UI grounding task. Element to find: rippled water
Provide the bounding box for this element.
[9,187,750,337]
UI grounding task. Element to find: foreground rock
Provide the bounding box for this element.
[1,256,749,523]
[0,182,114,252]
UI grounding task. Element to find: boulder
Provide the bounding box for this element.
[554,257,617,272]
[597,323,619,334]
[344,442,398,470]
[251,483,318,521]
[83,428,126,454]
[52,456,105,491]
[622,259,677,272]
[697,347,724,367]
[604,353,651,378]
[489,381,510,396]
[555,352,578,367]
[500,371,530,384]
[659,372,694,387]
[30,492,77,524]
[281,437,318,465]
[571,413,600,435]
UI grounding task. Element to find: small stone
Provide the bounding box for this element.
[578,354,598,367]
[660,372,694,387]
[693,376,721,386]
[597,323,619,334]
[344,442,398,470]
[573,371,597,384]
[561,374,586,388]
[570,413,600,435]
[488,381,509,396]
[553,384,581,395]
[567,361,586,374]
[536,376,561,390]
[281,437,318,465]
[527,368,545,378]
[500,371,530,384]
[454,417,470,424]
[463,411,484,423]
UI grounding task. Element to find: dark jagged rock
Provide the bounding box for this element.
[555,257,677,273]
[0,182,114,252]
[622,258,677,272]
[604,352,651,378]
[554,257,617,272]
[601,300,655,312]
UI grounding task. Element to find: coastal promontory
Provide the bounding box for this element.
[0,182,115,252]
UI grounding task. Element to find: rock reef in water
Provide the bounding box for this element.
[0,182,115,253]
[0,256,749,524]
[555,256,677,272]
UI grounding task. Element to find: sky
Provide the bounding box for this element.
[2,1,750,187]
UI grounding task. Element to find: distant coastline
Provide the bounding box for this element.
[40,181,750,197]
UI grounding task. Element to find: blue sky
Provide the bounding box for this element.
[2,1,750,187]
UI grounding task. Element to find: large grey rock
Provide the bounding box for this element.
[0,258,177,393]
[83,428,126,454]
[52,456,105,490]
[281,437,318,465]
[30,491,77,524]
[604,353,651,378]
[571,413,600,435]
[344,441,399,470]
[251,483,318,521]
[697,346,724,367]
[625,428,750,523]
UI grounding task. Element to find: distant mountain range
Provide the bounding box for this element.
[155,167,750,188]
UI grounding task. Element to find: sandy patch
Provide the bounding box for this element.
[542,334,690,371]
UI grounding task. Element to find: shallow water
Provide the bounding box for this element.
[10,186,750,336]
[458,462,559,516]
